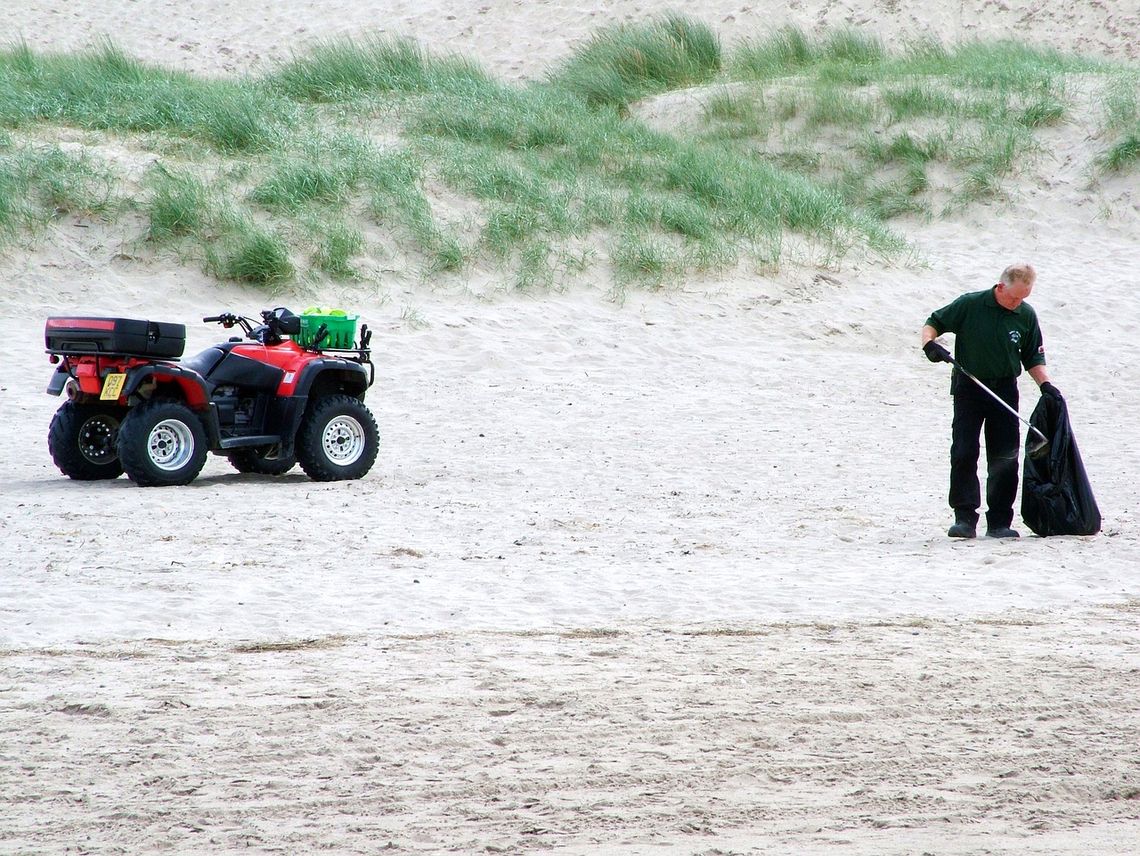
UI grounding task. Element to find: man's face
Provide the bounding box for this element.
[1000,276,1034,309]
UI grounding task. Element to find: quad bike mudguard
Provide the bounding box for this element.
[121,363,212,407]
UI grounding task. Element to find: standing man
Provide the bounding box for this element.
[921,263,1061,539]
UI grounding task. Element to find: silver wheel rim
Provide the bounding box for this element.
[148,419,195,471]
[80,415,120,464]
[321,415,366,466]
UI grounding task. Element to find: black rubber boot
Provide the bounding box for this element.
[948,520,977,538]
[985,527,1020,539]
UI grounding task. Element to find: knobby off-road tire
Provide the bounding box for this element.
[48,401,126,480]
[117,399,208,487]
[296,395,378,482]
[228,447,297,475]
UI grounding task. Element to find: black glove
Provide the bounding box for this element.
[1040,382,1062,400]
[923,340,952,363]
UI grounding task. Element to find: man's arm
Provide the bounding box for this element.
[1028,364,1063,400]
[920,324,952,363]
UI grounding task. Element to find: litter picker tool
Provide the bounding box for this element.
[946,356,1049,459]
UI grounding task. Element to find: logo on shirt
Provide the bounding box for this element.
[1008,330,1021,345]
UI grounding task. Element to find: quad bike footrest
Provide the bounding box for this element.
[218,435,281,450]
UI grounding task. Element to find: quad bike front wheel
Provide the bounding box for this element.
[297,395,379,482]
[117,399,208,487]
[228,446,297,475]
[48,401,126,480]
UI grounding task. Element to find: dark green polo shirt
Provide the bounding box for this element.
[926,287,1046,379]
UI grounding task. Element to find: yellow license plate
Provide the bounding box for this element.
[100,372,126,401]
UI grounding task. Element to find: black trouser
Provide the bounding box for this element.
[949,375,1020,530]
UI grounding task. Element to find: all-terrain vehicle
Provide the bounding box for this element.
[44,307,379,487]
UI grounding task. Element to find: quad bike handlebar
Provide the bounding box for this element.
[203,308,299,344]
[202,308,369,357]
[203,313,254,335]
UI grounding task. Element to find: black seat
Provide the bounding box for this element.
[180,347,227,377]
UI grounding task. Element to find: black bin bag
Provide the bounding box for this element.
[1021,394,1100,536]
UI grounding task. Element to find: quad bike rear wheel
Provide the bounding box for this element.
[118,399,208,487]
[297,394,378,481]
[228,446,296,475]
[48,401,126,480]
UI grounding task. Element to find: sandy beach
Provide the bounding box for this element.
[2,1,1139,853]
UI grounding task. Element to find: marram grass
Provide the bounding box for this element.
[0,20,1135,291]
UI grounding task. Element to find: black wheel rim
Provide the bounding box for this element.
[79,415,120,465]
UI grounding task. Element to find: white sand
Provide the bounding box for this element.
[2,1,1140,853]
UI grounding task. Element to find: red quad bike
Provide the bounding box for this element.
[44,308,379,487]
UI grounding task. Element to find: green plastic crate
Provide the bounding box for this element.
[295,310,358,349]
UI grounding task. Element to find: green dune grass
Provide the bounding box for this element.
[0,18,1135,289]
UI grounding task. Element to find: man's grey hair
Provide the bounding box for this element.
[1000,263,1036,286]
